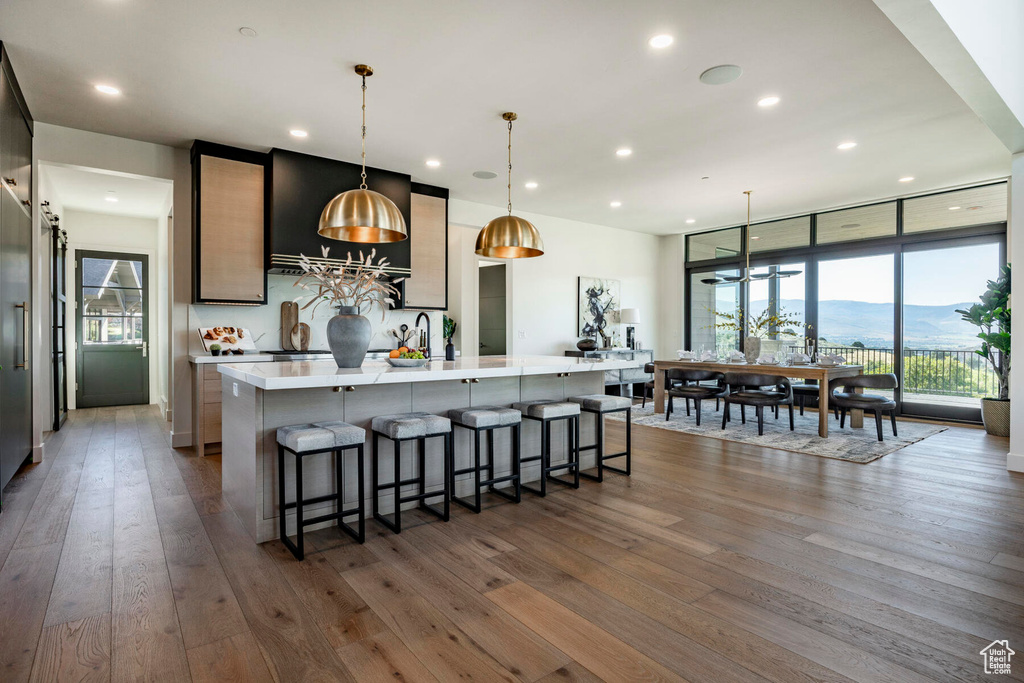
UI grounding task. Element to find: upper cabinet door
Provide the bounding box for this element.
[193,143,268,304]
[404,191,448,309]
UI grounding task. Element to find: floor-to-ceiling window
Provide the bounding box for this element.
[683,182,1007,423]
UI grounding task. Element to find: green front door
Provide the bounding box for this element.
[76,250,149,408]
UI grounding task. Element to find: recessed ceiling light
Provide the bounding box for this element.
[425,159,441,168]
[948,206,962,211]
[94,84,121,96]
[898,176,914,182]
[473,171,497,180]
[289,129,308,138]
[649,34,674,49]
[837,141,857,150]
[610,201,622,208]
[239,27,258,38]
[751,236,761,240]
[616,148,632,157]
[524,181,538,189]
[685,219,696,224]
[757,96,780,107]
[105,196,119,203]
[699,65,743,86]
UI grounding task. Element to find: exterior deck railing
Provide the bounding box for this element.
[783,344,997,399]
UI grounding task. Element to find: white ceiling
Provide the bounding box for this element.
[42,164,173,218]
[0,0,1011,235]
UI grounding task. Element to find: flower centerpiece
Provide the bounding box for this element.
[956,264,1010,435]
[295,246,402,368]
[713,303,803,362]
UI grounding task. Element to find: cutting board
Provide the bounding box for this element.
[281,302,299,350]
[290,323,310,352]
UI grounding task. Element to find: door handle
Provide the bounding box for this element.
[141,341,148,357]
[15,302,27,369]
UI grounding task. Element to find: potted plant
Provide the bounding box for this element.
[209,343,222,357]
[443,315,457,361]
[956,264,1010,436]
[295,246,402,368]
[713,302,803,362]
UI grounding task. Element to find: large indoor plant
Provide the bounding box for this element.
[956,264,1010,436]
[296,246,402,368]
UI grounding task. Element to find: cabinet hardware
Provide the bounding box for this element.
[471,378,480,384]
[332,386,356,392]
[461,378,470,384]
[333,386,342,392]
[15,302,28,369]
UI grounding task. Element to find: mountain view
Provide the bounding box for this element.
[752,299,981,349]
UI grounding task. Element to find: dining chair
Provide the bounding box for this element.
[665,369,728,426]
[828,373,898,441]
[721,373,794,436]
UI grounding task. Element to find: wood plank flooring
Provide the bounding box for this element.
[0,404,1021,682]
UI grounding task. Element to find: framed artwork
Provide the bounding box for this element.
[577,276,620,340]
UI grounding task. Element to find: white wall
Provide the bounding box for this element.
[447,200,663,358]
[63,210,161,409]
[1008,152,1023,471]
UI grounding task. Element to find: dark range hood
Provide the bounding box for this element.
[268,148,412,276]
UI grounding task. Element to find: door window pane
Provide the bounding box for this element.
[687,228,741,262]
[816,202,896,244]
[689,269,740,355]
[750,217,810,253]
[902,243,1002,408]
[817,254,895,396]
[903,184,1007,233]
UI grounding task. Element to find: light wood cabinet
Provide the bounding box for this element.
[191,141,267,304]
[403,186,448,310]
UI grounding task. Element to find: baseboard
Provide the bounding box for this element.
[1007,452,1024,473]
[170,430,192,449]
[32,443,44,462]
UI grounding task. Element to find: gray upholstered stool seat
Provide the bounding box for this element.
[568,394,632,413]
[371,412,451,440]
[448,406,522,428]
[512,400,581,420]
[277,421,365,453]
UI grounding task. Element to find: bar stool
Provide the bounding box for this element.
[371,412,452,533]
[448,406,522,512]
[512,400,580,496]
[568,394,632,482]
[277,421,366,560]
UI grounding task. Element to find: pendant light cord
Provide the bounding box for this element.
[360,74,368,190]
[744,190,752,280]
[507,118,513,215]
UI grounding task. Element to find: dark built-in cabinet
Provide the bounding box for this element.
[0,42,34,502]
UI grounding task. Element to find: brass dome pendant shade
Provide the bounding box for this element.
[475,112,544,258]
[318,64,408,243]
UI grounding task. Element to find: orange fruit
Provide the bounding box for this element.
[397,346,409,354]
[389,350,401,359]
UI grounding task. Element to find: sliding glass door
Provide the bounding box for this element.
[901,240,1002,420]
[688,268,740,356]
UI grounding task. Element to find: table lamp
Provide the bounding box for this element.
[620,308,640,349]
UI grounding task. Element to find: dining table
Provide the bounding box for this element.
[651,359,865,438]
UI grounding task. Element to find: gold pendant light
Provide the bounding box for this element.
[319,64,408,243]
[475,112,544,258]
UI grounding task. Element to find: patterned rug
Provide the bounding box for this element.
[607,404,946,464]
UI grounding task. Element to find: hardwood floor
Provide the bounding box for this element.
[0,404,1021,682]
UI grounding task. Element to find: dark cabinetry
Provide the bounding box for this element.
[0,42,34,501]
[191,141,268,304]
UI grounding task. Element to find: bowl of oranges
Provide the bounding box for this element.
[387,347,428,367]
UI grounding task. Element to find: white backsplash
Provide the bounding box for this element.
[188,274,444,355]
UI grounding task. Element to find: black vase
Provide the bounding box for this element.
[576,338,598,351]
[445,340,456,361]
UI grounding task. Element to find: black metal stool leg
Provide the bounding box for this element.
[295,454,304,559]
[474,428,483,512]
[356,443,365,542]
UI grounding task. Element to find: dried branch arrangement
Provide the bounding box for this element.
[294,246,403,319]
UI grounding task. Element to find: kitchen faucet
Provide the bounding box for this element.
[415,312,432,358]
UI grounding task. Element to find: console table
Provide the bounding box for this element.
[565,348,652,397]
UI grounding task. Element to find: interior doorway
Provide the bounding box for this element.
[478,262,506,356]
[75,250,150,407]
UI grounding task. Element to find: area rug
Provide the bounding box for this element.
[607,405,946,463]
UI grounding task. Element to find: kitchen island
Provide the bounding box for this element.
[218,355,639,543]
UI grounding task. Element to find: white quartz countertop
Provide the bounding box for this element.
[217,355,639,390]
[190,354,276,364]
